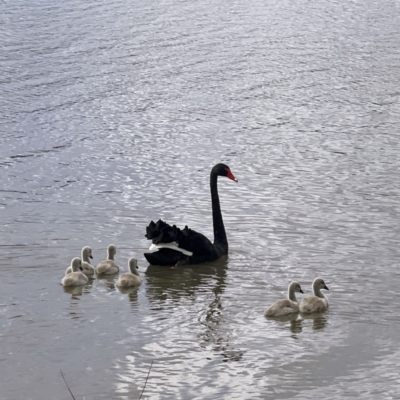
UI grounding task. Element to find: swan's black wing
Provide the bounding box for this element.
[143,248,188,266]
[144,219,219,266]
[145,219,181,245]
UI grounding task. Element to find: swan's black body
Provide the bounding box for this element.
[144,163,237,266]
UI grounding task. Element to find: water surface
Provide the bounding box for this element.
[2,0,400,398]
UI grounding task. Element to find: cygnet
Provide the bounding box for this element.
[299,277,329,314]
[96,244,119,275]
[265,281,304,317]
[62,258,88,287]
[116,258,141,288]
[65,246,95,276]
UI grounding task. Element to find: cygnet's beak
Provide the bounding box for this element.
[90,255,93,259]
[299,288,304,293]
[324,284,329,290]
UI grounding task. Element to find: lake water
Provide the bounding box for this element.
[2,0,400,398]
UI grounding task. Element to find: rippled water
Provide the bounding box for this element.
[2,0,400,398]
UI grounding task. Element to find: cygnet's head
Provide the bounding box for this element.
[108,244,117,258]
[81,246,93,260]
[290,281,304,293]
[71,257,83,272]
[313,277,329,291]
[128,258,139,276]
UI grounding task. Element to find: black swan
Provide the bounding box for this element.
[144,163,237,266]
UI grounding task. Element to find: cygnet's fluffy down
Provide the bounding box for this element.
[116,258,141,288]
[96,244,119,275]
[265,281,304,317]
[62,258,89,287]
[299,277,329,314]
[65,246,95,276]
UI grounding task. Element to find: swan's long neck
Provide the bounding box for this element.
[288,286,298,303]
[210,172,228,256]
[129,262,139,275]
[82,250,90,263]
[108,250,115,260]
[72,259,81,272]
[313,286,326,300]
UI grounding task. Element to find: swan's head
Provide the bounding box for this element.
[81,246,93,260]
[71,257,83,272]
[313,277,329,291]
[128,258,139,276]
[107,244,117,257]
[212,163,238,182]
[289,281,304,293]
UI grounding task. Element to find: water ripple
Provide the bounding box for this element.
[2,0,400,398]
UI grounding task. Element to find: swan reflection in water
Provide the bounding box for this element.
[266,312,327,335]
[116,285,140,295]
[145,257,243,362]
[196,259,244,362]
[63,285,92,320]
[62,278,93,296]
[300,312,327,331]
[145,257,228,304]
[116,284,139,308]
[96,273,118,293]
[63,285,85,296]
[266,312,303,335]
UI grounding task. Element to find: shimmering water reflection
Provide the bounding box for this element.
[2,0,400,398]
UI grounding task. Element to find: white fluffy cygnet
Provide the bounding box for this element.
[96,244,119,275]
[299,277,329,314]
[61,258,89,287]
[116,258,141,288]
[265,281,304,317]
[65,246,95,276]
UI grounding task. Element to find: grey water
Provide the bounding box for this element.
[1,0,400,398]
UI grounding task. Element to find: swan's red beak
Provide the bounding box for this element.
[227,169,238,182]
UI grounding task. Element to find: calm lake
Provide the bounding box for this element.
[2,0,400,398]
